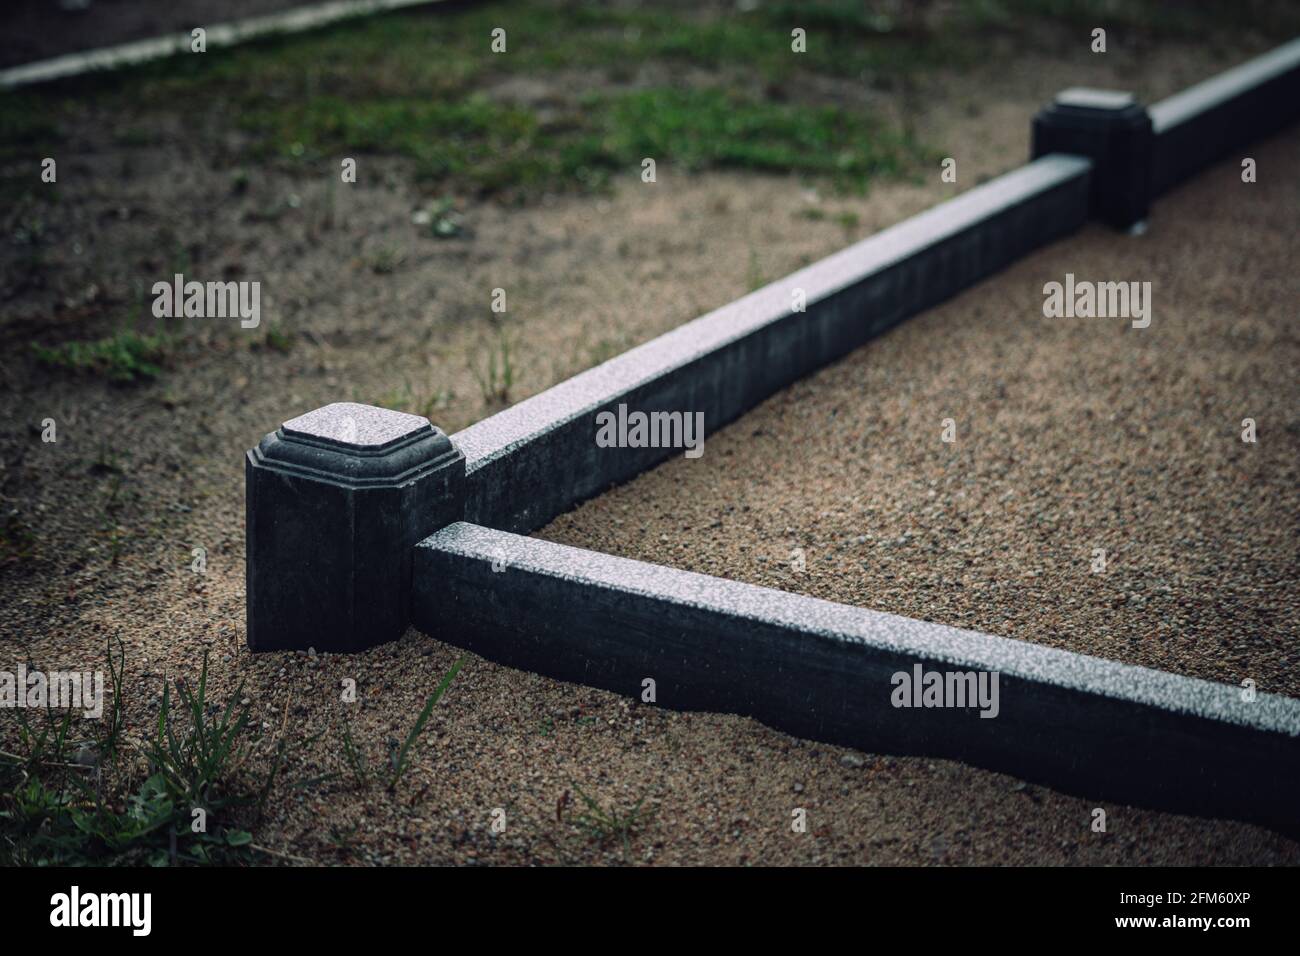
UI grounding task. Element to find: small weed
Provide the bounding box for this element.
[338,722,372,789]
[418,387,454,418]
[144,652,259,811]
[99,638,127,763]
[102,525,127,566]
[0,511,37,570]
[89,440,123,477]
[413,198,464,238]
[376,375,446,417]
[568,780,655,857]
[386,657,463,791]
[471,334,515,406]
[326,823,359,852]
[747,248,768,291]
[104,473,125,514]
[261,323,295,353]
[0,644,298,866]
[335,656,464,793]
[367,243,408,274]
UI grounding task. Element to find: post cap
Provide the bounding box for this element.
[245,402,467,652]
[253,402,458,486]
[1054,88,1136,111]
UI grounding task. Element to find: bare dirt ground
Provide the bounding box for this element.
[2,16,1296,863]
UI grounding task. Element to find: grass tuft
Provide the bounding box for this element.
[33,329,172,384]
[0,644,312,866]
[568,780,656,858]
[471,334,516,407]
[334,655,465,793]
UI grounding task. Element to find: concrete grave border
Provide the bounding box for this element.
[414,524,1300,833]
[246,40,1300,833]
[455,153,1091,534]
[0,0,452,90]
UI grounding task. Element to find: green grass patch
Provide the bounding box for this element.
[261,323,296,353]
[109,0,1297,107]
[0,646,309,866]
[235,84,921,194]
[599,87,914,181]
[0,1,946,199]
[235,92,582,190]
[2,0,1296,203]
[33,328,172,384]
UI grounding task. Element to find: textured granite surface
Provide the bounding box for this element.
[453,155,1092,533]
[414,522,1300,832]
[282,401,431,450]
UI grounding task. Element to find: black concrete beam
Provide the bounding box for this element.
[1031,88,1152,229]
[1149,37,1300,197]
[414,522,1300,834]
[452,155,1092,535]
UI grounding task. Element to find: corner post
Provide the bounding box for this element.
[1032,87,1153,230]
[245,402,465,653]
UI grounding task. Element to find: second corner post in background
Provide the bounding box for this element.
[1032,87,1153,231]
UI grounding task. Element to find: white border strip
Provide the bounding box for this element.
[0,0,449,90]
[1149,36,1300,133]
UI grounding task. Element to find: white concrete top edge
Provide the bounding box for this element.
[420,522,1300,738]
[282,401,429,448]
[0,0,446,90]
[452,154,1092,474]
[1149,37,1300,134]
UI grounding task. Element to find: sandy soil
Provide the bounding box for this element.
[2,30,1296,864]
[540,127,1300,700]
